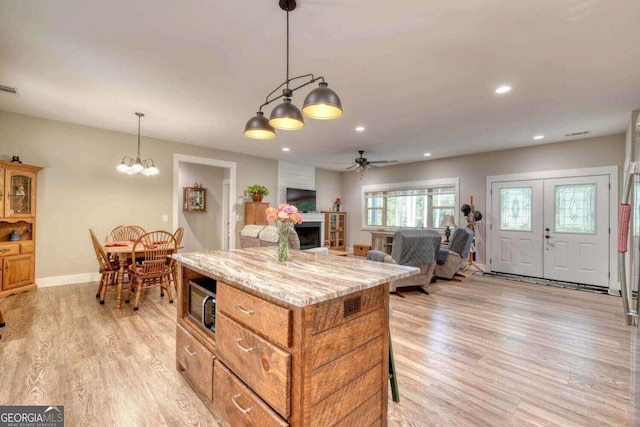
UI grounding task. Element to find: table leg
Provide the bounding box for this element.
[116,253,127,309]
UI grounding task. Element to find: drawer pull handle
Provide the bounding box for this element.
[0,248,10,253]
[231,394,252,414]
[235,304,254,315]
[234,338,254,353]
[184,345,197,356]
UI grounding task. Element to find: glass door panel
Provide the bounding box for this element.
[7,171,34,217]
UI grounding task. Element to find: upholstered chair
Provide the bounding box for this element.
[239,225,301,250]
[366,229,442,296]
[435,227,474,279]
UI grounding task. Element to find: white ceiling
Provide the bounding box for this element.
[1,0,640,171]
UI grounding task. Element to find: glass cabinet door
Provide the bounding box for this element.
[7,170,35,217]
[183,187,206,211]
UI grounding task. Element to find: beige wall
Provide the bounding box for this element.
[0,109,624,280]
[178,163,224,252]
[315,168,342,213]
[0,111,342,281]
[342,133,625,264]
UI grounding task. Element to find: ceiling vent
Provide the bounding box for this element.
[0,85,19,96]
[564,130,590,137]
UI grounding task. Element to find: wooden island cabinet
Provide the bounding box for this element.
[174,247,418,427]
[0,160,42,298]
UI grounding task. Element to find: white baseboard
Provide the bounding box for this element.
[36,272,100,288]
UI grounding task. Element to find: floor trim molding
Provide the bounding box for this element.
[36,272,100,288]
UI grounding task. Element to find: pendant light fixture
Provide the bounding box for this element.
[244,0,343,139]
[116,113,159,176]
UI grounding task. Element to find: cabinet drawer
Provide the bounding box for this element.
[20,242,34,254]
[218,282,291,348]
[176,324,215,402]
[0,244,19,257]
[216,312,291,418]
[213,360,288,427]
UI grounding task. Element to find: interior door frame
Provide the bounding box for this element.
[486,165,619,294]
[173,154,237,250]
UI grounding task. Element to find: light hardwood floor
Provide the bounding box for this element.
[0,274,638,426]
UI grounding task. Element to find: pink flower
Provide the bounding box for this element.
[264,203,304,226]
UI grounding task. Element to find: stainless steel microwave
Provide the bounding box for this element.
[187,276,217,337]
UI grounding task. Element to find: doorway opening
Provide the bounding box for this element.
[173,154,237,252]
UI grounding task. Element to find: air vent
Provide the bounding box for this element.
[564,130,590,137]
[0,85,19,96]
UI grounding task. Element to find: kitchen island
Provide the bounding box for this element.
[173,246,419,427]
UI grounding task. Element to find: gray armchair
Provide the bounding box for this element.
[366,229,442,296]
[435,227,474,279]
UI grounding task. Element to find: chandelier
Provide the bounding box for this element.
[244,0,343,139]
[116,112,159,176]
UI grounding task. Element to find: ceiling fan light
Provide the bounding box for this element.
[302,82,343,120]
[244,111,276,139]
[269,98,305,130]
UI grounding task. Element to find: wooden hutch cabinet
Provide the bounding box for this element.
[0,160,42,298]
[325,212,347,251]
[245,202,269,225]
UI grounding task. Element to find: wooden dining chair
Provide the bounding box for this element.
[109,224,146,242]
[126,230,176,311]
[107,225,146,275]
[169,226,184,291]
[89,229,119,304]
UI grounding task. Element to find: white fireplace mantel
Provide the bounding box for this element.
[299,213,325,246]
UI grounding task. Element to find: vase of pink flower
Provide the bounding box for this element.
[266,203,303,262]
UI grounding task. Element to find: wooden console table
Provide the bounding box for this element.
[173,247,418,426]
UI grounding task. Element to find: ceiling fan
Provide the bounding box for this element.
[345,151,397,172]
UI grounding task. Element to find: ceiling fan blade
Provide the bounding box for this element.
[368,160,398,164]
[367,164,380,169]
[346,164,357,169]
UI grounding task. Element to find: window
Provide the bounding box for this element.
[363,179,458,229]
[499,187,532,231]
[554,183,596,234]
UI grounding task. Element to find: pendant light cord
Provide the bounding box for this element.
[286,8,290,89]
[137,114,141,158]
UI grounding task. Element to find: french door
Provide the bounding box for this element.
[490,174,610,287]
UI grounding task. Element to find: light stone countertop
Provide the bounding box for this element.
[173,246,419,307]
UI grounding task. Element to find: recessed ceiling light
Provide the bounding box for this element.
[282,147,290,152]
[424,153,432,157]
[355,126,365,132]
[533,135,544,140]
[495,85,512,94]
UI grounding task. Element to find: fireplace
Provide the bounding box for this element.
[294,221,321,250]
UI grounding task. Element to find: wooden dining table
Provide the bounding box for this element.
[102,241,182,309]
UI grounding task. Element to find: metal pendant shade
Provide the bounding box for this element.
[244,111,276,139]
[302,82,343,120]
[269,98,305,130]
[244,0,342,139]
